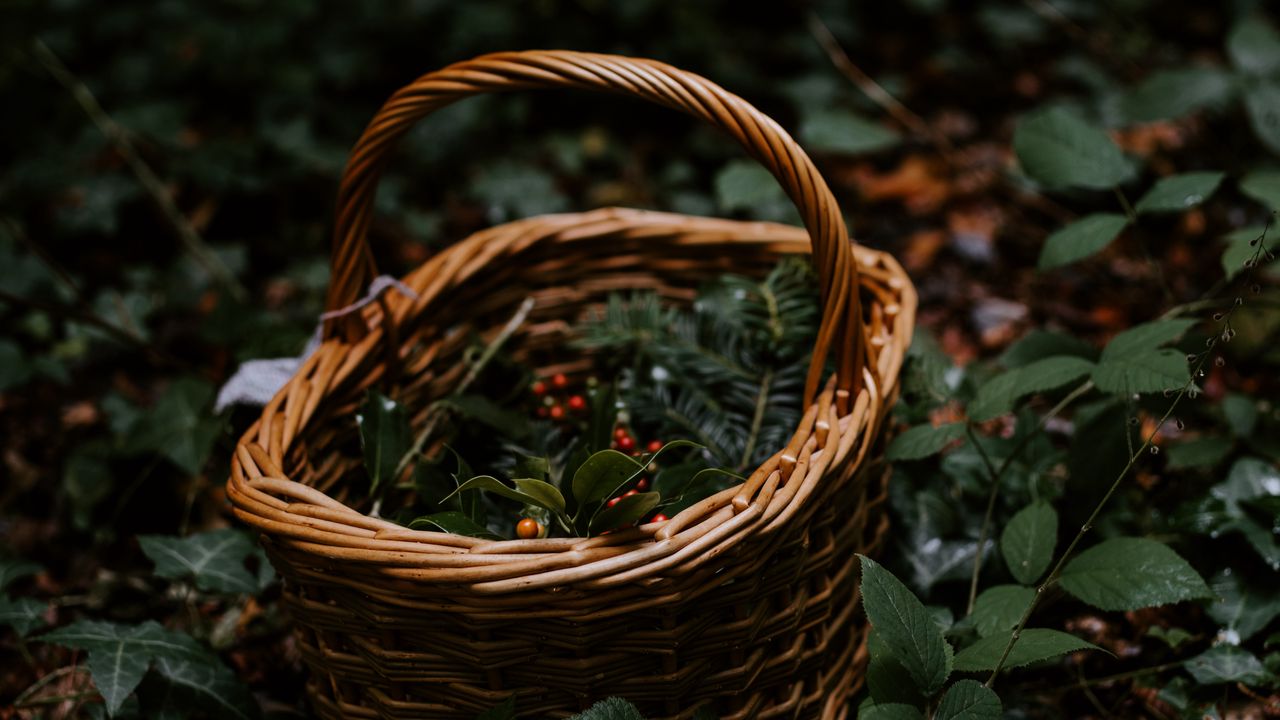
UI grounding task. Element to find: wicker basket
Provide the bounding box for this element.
[228,51,916,719]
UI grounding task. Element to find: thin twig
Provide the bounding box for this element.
[739,368,774,472]
[965,380,1095,614]
[30,39,247,303]
[806,13,953,154]
[13,666,89,707]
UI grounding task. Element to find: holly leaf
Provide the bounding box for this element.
[138,529,259,595]
[970,585,1036,638]
[356,391,411,496]
[0,595,48,636]
[1186,645,1274,685]
[858,555,953,695]
[886,423,966,461]
[1059,538,1211,611]
[1134,172,1224,214]
[1038,214,1129,269]
[1013,107,1130,190]
[1001,502,1058,585]
[953,629,1102,672]
[934,679,1002,720]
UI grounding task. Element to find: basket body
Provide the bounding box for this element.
[231,209,914,718]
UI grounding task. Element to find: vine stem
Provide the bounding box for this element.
[965,380,1094,614]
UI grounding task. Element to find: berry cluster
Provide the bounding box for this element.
[605,425,668,525]
[531,373,588,421]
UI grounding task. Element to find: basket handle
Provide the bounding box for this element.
[326,50,865,404]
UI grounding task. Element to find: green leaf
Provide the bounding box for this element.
[512,455,549,482]
[1244,79,1280,156]
[999,330,1096,368]
[571,450,644,508]
[934,679,1002,720]
[1146,626,1193,650]
[1220,225,1273,279]
[568,697,646,720]
[1101,319,1197,359]
[860,704,925,720]
[886,423,965,461]
[1091,349,1190,395]
[475,695,517,720]
[952,629,1102,672]
[1206,570,1280,643]
[800,108,901,155]
[147,655,258,720]
[138,529,259,595]
[407,512,502,540]
[1185,645,1274,685]
[41,620,215,716]
[1165,436,1233,470]
[447,476,567,518]
[1120,67,1237,124]
[858,555,953,695]
[356,391,411,496]
[1134,172,1224,214]
[969,356,1094,421]
[1001,502,1058,585]
[714,160,788,214]
[129,378,222,475]
[590,492,661,534]
[1222,393,1259,438]
[1059,538,1212,611]
[1037,214,1129,269]
[1240,171,1280,211]
[1013,107,1130,190]
[0,559,40,591]
[1229,19,1280,76]
[64,443,115,531]
[0,595,47,636]
[867,639,926,707]
[970,585,1036,638]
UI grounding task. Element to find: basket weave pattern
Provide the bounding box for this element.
[228,52,916,719]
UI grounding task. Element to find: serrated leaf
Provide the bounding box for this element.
[1013,108,1130,190]
[1001,502,1058,585]
[148,655,258,720]
[1207,570,1280,643]
[1134,172,1224,214]
[0,559,40,591]
[571,450,644,508]
[1120,67,1236,124]
[970,585,1036,638]
[590,492,661,534]
[867,632,926,707]
[0,595,47,636]
[1101,319,1197,359]
[858,555,953,695]
[1240,171,1280,211]
[139,529,259,595]
[800,108,901,155]
[860,704,925,720]
[1146,626,1193,650]
[934,679,1002,719]
[953,628,1102,672]
[1229,19,1280,76]
[969,356,1094,421]
[1244,79,1280,156]
[1059,538,1211,611]
[999,330,1096,368]
[41,620,214,715]
[1091,348,1190,395]
[886,423,966,461]
[356,391,411,496]
[1038,213,1129,269]
[1186,645,1274,685]
[568,697,646,720]
[407,511,502,540]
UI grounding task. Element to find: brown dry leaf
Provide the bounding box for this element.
[60,401,98,429]
[1110,122,1187,157]
[850,155,951,214]
[901,229,946,272]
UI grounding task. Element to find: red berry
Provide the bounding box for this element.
[608,497,621,507]
[531,381,547,396]
[549,405,565,420]
[536,406,548,418]
[568,395,587,412]
[647,440,663,453]
[552,373,568,388]
[651,514,668,523]
[617,436,635,452]
[614,427,629,440]
[623,489,638,497]
[636,478,649,491]
[516,518,542,539]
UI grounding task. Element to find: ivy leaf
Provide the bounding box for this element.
[1133,172,1224,214]
[934,679,1002,720]
[128,378,222,475]
[858,555,953,695]
[1013,108,1130,190]
[1244,79,1280,156]
[0,559,40,591]
[568,697,646,720]
[1185,645,1274,685]
[589,492,661,535]
[1120,67,1237,124]
[970,585,1036,638]
[0,595,48,636]
[408,512,502,540]
[138,529,259,595]
[356,391,411,497]
[969,356,1094,422]
[953,629,1102,672]
[40,620,215,716]
[1037,213,1129,269]
[146,655,258,720]
[886,423,966,461]
[1001,502,1058,585]
[1228,18,1280,76]
[571,450,644,509]
[1206,570,1280,643]
[799,108,901,155]
[1059,538,1212,611]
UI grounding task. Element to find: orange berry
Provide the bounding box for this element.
[552,373,568,388]
[549,405,565,420]
[647,440,663,453]
[516,518,542,539]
